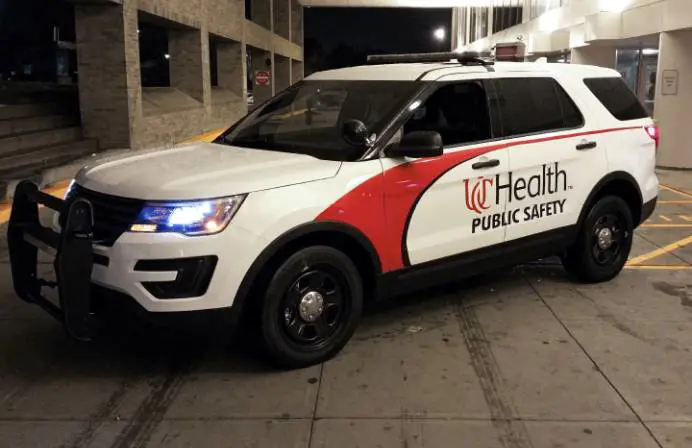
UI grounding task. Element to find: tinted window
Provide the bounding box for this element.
[399,81,492,147]
[584,77,649,121]
[495,77,584,137]
[219,80,420,162]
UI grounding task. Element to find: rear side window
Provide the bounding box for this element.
[494,77,584,138]
[583,77,649,121]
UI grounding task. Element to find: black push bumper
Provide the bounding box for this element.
[7,180,95,341]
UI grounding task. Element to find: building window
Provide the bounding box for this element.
[209,37,219,87]
[468,7,489,42]
[528,0,569,21]
[245,0,252,20]
[492,0,524,34]
[138,19,170,87]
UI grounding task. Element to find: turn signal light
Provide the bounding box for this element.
[645,125,659,150]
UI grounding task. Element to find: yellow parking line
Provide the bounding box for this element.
[625,265,692,270]
[0,206,9,225]
[274,108,308,119]
[680,215,692,222]
[178,127,226,144]
[0,181,69,225]
[659,215,672,222]
[626,234,692,266]
[660,184,692,199]
[659,200,692,204]
[641,224,692,228]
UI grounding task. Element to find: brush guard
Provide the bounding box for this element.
[7,180,95,341]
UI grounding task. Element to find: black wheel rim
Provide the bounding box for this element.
[280,266,350,348]
[590,212,629,266]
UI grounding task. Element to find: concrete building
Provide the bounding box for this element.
[74,0,304,150]
[0,0,304,190]
[451,0,692,169]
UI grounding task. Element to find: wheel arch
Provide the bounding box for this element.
[232,221,383,323]
[578,171,643,228]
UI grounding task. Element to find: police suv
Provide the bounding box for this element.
[7,52,658,369]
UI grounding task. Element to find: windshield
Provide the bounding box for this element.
[216,80,421,162]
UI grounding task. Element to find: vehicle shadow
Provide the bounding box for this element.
[0,260,571,383]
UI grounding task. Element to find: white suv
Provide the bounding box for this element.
[7,52,658,369]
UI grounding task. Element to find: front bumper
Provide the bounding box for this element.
[6,181,260,340]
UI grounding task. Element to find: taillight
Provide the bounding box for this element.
[645,124,659,150]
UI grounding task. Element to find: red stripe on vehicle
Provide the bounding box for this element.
[316,126,641,273]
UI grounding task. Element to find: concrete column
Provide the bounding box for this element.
[487,6,493,39]
[655,30,692,169]
[275,0,290,40]
[290,0,303,46]
[251,48,274,104]
[217,40,246,100]
[275,55,291,93]
[252,0,272,30]
[465,7,471,47]
[74,2,141,149]
[291,59,304,83]
[169,28,210,106]
[570,45,616,68]
[451,8,459,50]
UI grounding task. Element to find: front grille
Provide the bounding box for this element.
[64,185,144,246]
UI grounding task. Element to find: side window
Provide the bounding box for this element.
[397,81,493,147]
[583,77,649,121]
[494,77,584,138]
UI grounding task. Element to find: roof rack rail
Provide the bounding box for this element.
[366,51,495,66]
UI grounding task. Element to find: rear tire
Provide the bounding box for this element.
[562,196,634,283]
[259,246,363,369]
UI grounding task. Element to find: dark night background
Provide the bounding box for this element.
[304,7,452,73]
[0,0,451,82]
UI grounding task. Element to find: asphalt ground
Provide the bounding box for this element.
[0,171,691,447]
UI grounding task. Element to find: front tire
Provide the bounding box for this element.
[562,196,634,283]
[260,246,363,369]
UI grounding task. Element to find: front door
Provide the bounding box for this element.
[379,76,510,269]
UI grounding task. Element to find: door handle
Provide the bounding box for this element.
[472,159,500,169]
[576,141,597,150]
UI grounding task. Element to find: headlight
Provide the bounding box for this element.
[130,195,246,236]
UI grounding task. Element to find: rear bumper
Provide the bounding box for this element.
[641,196,657,225]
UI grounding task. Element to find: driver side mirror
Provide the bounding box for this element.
[385,131,443,159]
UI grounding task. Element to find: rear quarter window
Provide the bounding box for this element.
[493,77,584,138]
[583,77,649,121]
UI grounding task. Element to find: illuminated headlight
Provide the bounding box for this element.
[130,195,246,236]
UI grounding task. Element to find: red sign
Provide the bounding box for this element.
[494,42,526,62]
[255,70,271,86]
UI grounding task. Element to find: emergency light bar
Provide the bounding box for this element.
[366,51,494,66]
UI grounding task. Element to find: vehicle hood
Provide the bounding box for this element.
[75,142,342,200]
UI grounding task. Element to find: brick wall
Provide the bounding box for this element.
[74,0,303,150]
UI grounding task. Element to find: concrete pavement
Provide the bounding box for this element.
[1,171,691,447]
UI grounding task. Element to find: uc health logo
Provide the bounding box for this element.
[464,177,494,215]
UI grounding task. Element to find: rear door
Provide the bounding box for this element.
[491,74,608,242]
